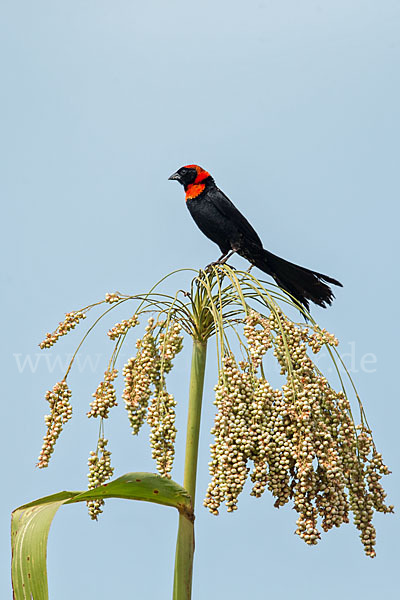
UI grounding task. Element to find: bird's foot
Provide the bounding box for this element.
[205,261,220,269]
[204,262,237,274]
[204,261,223,273]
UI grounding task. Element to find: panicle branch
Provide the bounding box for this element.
[122,318,183,477]
[86,437,114,520]
[39,311,87,349]
[87,369,118,419]
[36,380,72,468]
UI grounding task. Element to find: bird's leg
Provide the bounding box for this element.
[215,251,230,263]
[247,264,254,273]
[206,250,236,269]
[217,249,236,264]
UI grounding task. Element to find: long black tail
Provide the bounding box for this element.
[251,248,342,311]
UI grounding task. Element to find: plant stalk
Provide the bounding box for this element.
[173,339,207,600]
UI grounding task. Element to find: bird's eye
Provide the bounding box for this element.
[180,168,187,175]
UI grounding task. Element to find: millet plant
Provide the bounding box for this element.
[11,265,393,599]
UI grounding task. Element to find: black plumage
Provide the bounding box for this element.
[169,164,342,311]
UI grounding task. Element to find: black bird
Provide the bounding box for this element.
[169,164,342,310]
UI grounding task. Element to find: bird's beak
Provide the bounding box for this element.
[168,171,180,181]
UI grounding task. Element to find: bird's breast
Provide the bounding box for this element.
[186,196,234,250]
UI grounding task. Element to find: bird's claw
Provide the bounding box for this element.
[204,262,238,274]
[205,261,221,270]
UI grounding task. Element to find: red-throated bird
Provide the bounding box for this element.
[168,164,342,311]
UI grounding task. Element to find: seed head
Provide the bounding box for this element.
[36,380,72,468]
[86,437,114,520]
[108,315,139,340]
[39,311,86,349]
[87,369,118,419]
[205,310,393,557]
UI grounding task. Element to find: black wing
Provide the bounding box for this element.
[208,186,263,248]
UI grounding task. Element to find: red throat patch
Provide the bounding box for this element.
[184,165,210,201]
[185,183,206,200]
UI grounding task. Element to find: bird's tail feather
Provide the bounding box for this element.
[252,248,342,311]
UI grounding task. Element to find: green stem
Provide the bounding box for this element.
[173,339,207,600]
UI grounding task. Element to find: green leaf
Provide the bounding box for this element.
[11,492,78,600]
[65,472,192,510]
[11,473,192,600]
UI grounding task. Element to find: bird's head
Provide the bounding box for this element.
[168,164,211,189]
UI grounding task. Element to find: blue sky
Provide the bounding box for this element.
[1,1,399,598]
